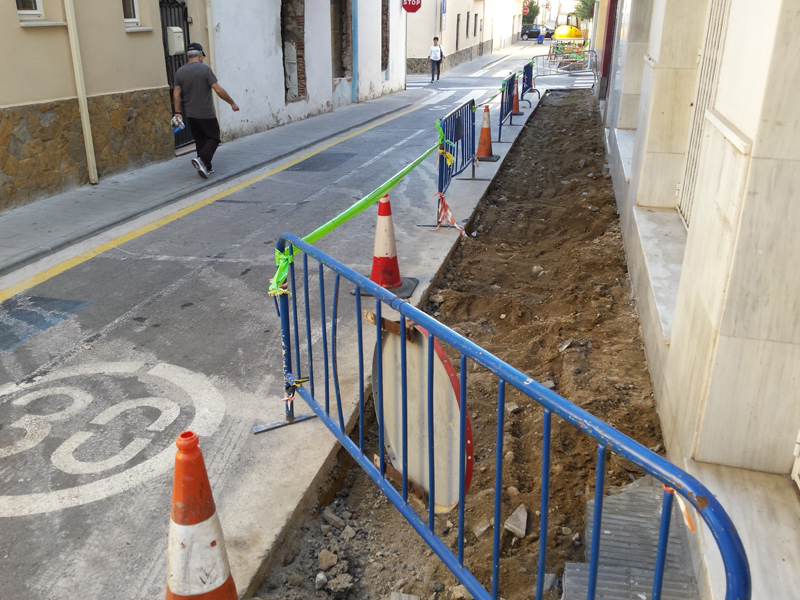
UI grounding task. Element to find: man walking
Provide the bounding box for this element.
[428,37,444,83]
[173,42,239,179]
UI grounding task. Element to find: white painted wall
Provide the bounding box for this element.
[355,0,406,100]
[491,0,523,49]
[406,0,438,58]
[209,0,405,140]
[210,0,329,139]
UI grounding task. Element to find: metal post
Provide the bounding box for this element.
[535,409,551,600]
[491,380,506,599]
[652,487,675,600]
[587,445,607,600]
[427,330,436,530]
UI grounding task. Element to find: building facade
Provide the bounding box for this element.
[406,0,525,74]
[603,0,800,597]
[1,0,173,210]
[1,0,406,211]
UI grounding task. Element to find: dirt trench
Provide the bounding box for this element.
[256,90,664,600]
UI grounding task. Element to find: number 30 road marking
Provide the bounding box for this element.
[0,362,225,517]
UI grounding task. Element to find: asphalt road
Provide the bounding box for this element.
[0,46,566,599]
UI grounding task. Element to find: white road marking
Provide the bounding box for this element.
[493,69,512,78]
[0,387,94,459]
[301,129,426,204]
[50,397,181,475]
[424,90,457,105]
[455,89,488,105]
[0,362,226,517]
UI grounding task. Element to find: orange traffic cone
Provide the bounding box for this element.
[165,431,236,600]
[368,195,417,298]
[476,105,499,162]
[512,75,524,116]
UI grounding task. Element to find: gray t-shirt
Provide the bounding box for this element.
[174,62,218,119]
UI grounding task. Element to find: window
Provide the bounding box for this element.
[16,0,43,20]
[474,17,478,37]
[466,12,470,37]
[122,0,139,25]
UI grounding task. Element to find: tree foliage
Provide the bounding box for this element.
[575,0,594,20]
[521,4,540,24]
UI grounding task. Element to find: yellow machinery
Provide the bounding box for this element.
[553,12,582,39]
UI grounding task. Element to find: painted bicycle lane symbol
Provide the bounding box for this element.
[0,362,225,517]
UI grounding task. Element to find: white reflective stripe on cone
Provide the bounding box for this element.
[167,513,231,596]
[374,218,398,258]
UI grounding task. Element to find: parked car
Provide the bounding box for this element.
[521,24,553,40]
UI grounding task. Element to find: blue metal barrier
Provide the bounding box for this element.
[521,62,540,102]
[273,233,752,600]
[438,100,476,195]
[498,73,516,143]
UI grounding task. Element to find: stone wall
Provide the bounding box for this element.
[406,39,493,75]
[0,87,173,211]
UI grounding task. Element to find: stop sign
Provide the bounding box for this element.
[402,0,421,13]
[522,6,529,14]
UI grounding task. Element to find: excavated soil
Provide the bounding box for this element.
[256,90,664,600]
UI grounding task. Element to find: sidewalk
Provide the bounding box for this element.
[0,46,531,280]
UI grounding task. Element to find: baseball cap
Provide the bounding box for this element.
[186,42,206,56]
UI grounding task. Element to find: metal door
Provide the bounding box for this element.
[159,0,194,148]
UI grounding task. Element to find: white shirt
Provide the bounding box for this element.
[429,45,443,61]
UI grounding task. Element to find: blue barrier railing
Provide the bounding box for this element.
[438,100,476,195]
[498,73,516,143]
[273,233,751,600]
[521,62,540,102]
[532,50,599,90]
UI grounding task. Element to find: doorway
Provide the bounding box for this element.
[158,0,194,149]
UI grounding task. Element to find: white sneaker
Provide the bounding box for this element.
[191,157,209,179]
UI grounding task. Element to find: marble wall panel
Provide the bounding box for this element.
[681,120,750,331]
[720,157,800,345]
[695,334,800,472]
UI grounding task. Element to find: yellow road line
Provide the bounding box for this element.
[0,104,424,302]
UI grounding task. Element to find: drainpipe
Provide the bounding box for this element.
[601,0,618,98]
[63,0,98,184]
[205,0,220,118]
[351,0,359,103]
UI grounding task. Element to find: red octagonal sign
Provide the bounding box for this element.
[403,0,421,13]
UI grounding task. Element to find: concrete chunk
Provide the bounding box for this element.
[504,504,528,538]
[322,508,345,529]
[473,520,492,539]
[318,548,338,570]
